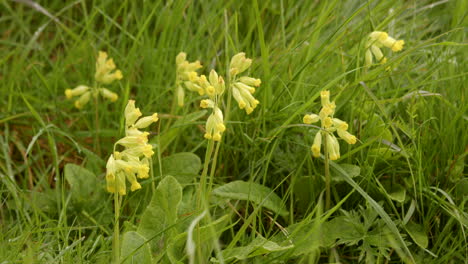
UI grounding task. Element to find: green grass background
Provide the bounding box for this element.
[0,0,467,263]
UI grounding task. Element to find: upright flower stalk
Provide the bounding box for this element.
[179,52,261,209]
[105,100,158,263]
[364,31,405,68]
[303,91,357,209]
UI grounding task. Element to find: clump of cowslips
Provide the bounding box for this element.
[175,52,203,107]
[199,70,226,141]
[229,52,261,115]
[365,31,405,67]
[303,91,356,160]
[65,51,123,108]
[105,100,158,195]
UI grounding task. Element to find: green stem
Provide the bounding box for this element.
[94,88,101,155]
[113,191,120,264]
[197,139,215,210]
[207,142,221,197]
[323,132,331,210]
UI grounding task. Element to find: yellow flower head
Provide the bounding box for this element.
[176,52,203,106]
[204,107,225,141]
[365,31,404,67]
[228,53,261,115]
[66,51,121,109]
[105,100,158,195]
[303,90,357,160]
[95,51,123,84]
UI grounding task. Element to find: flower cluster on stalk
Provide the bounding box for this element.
[175,52,203,107]
[229,53,261,115]
[365,31,405,67]
[105,100,158,195]
[303,91,356,160]
[65,51,123,109]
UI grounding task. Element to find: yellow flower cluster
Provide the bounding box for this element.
[65,51,122,109]
[105,100,158,195]
[229,53,261,114]
[199,70,226,141]
[303,91,356,160]
[365,31,405,67]
[175,52,203,107]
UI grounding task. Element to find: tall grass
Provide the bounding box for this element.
[0,0,466,263]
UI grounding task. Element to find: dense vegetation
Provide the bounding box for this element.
[0,0,466,263]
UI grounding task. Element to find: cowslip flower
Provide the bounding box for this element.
[229,53,261,114]
[303,90,356,160]
[365,31,405,67]
[197,69,227,141]
[175,52,203,106]
[65,51,122,109]
[105,100,158,195]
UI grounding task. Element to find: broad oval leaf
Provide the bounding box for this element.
[406,222,428,249]
[121,231,153,264]
[137,176,183,251]
[330,164,360,182]
[157,152,201,185]
[213,181,288,216]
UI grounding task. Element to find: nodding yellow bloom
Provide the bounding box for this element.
[65,85,89,99]
[229,53,261,115]
[229,52,252,76]
[74,91,91,109]
[197,70,225,99]
[175,52,203,107]
[303,90,357,160]
[66,51,122,108]
[204,107,225,141]
[303,114,320,124]
[95,51,123,84]
[311,131,322,157]
[365,31,404,67]
[105,100,158,195]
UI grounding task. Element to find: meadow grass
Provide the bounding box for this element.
[0,0,467,263]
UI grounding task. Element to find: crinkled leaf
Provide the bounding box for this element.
[213,181,288,216]
[64,164,105,205]
[137,176,182,251]
[330,164,360,182]
[406,222,428,249]
[121,231,153,264]
[157,152,201,185]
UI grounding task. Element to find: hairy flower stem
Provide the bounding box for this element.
[113,191,120,264]
[197,139,215,211]
[207,142,221,196]
[94,88,101,155]
[323,132,331,210]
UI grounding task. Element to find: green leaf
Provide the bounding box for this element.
[153,110,207,153]
[137,176,183,251]
[64,164,104,205]
[167,214,231,263]
[157,152,201,185]
[406,222,428,249]
[213,181,288,216]
[388,184,406,203]
[329,162,415,261]
[212,235,293,262]
[330,164,360,182]
[121,231,153,264]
